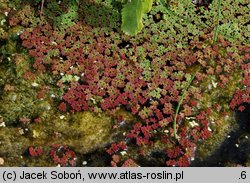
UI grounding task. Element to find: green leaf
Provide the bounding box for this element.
[121,0,154,36]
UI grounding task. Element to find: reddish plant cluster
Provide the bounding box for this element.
[36,86,50,99]
[28,144,77,167]
[121,158,139,167]
[191,35,250,112]
[29,146,43,157]
[106,141,127,155]
[19,117,31,124]
[19,22,249,166]
[9,4,37,27]
[230,52,250,112]
[10,1,249,166]
[49,144,77,167]
[110,155,138,167]
[230,90,250,112]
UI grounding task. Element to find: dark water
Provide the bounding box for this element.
[192,104,250,166]
[80,105,250,167]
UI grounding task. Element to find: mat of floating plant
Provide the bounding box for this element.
[0,0,249,167]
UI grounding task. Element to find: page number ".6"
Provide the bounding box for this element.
[239,171,247,180]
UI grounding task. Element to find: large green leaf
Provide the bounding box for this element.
[121,0,154,36]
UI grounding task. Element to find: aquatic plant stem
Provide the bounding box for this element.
[40,0,45,16]
[173,73,197,139]
[213,0,221,42]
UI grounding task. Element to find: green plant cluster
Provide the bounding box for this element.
[46,0,79,30]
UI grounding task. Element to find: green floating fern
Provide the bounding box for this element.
[121,0,154,36]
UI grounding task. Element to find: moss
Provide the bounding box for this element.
[0,127,30,166]
[0,54,115,161]
[0,110,115,166]
[68,112,114,152]
[194,69,242,160]
[0,0,9,11]
[0,56,54,125]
